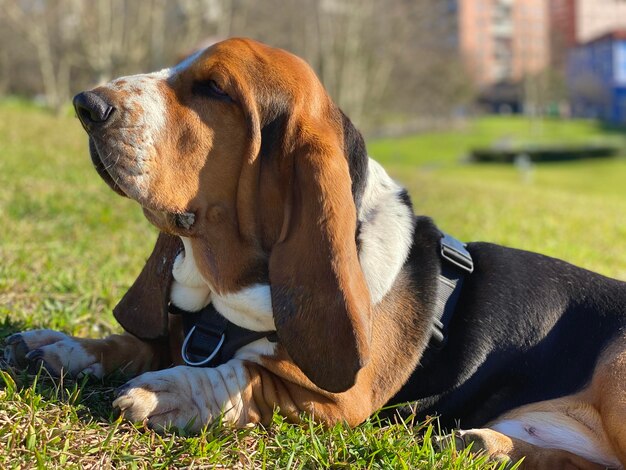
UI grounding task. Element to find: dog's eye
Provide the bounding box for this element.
[192,80,232,101]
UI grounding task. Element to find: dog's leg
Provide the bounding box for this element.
[592,338,626,467]
[4,330,169,379]
[112,349,376,432]
[452,428,606,470]
[448,392,622,470]
[598,382,626,467]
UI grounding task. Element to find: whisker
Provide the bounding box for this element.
[103,152,121,172]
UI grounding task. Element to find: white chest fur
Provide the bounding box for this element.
[170,237,212,311]
[357,159,415,305]
[170,237,275,331]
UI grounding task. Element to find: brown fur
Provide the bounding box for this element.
[243,268,430,427]
[114,232,181,338]
[453,429,606,470]
[93,39,626,468]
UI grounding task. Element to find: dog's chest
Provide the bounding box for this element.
[170,237,275,332]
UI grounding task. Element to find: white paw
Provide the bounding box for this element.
[112,367,207,431]
[3,329,104,378]
[113,363,248,432]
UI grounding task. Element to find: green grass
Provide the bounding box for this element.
[369,116,624,166]
[371,116,626,279]
[1,102,625,468]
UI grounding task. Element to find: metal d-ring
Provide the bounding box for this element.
[181,325,226,366]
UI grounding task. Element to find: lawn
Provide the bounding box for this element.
[1,101,625,468]
[370,116,626,279]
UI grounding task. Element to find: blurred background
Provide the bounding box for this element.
[1,0,626,335]
[2,3,626,465]
[2,4,626,466]
[1,0,626,131]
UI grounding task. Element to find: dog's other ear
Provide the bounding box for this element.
[269,120,372,394]
[114,232,182,339]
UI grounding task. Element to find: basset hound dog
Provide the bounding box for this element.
[5,38,626,469]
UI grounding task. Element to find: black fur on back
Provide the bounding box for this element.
[339,110,368,212]
[388,238,626,429]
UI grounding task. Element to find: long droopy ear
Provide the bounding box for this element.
[114,232,182,339]
[269,124,372,393]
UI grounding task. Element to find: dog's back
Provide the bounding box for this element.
[391,225,626,428]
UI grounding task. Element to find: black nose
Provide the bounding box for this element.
[73,91,115,131]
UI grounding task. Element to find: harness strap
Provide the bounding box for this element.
[430,233,474,348]
[170,303,277,368]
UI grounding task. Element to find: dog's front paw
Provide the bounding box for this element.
[3,329,104,378]
[113,367,208,432]
[113,363,249,432]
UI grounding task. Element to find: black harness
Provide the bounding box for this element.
[172,232,473,368]
[170,303,277,367]
[430,233,474,347]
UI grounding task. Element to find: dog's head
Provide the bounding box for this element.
[74,38,371,392]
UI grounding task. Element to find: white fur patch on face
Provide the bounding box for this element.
[357,158,415,304]
[98,67,174,200]
[492,416,620,468]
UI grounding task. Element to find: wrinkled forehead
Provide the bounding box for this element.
[101,42,251,97]
[104,38,316,94]
[189,40,321,91]
[95,38,325,136]
[104,48,203,93]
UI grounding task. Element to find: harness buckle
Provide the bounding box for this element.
[181,325,226,366]
[440,233,474,273]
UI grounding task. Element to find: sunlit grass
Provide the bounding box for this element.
[372,115,626,279]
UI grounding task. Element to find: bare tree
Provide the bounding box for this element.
[0,0,469,131]
[1,0,81,111]
[212,0,468,130]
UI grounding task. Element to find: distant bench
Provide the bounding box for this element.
[471,145,620,163]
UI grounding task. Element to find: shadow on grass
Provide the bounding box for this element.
[0,316,27,340]
[0,316,128,424]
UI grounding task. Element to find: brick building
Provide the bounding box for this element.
[459,0,549,87]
